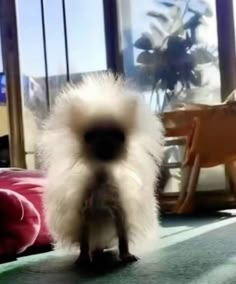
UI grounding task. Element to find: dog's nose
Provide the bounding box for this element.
[84,125,126,161]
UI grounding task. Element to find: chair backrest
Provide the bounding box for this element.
[161,102,236,167]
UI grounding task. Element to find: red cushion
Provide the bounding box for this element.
[0,169,52,256]
[0,188,40,255]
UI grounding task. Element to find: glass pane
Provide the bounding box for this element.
[18,0,48,169]
[44,0,67,77]
[118,0,221,112]
[18,0,48,120]
[118,0,225,195]
[17,0,107,169]
[44,0,67,106]
[66,0,107,83]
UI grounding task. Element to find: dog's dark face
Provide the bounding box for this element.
[83,121,126,162]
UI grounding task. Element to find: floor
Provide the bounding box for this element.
[1,211,236,284]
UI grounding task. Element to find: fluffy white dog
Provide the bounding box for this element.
[39,72,164,264]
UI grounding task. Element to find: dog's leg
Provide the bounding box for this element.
[76,219,91,266]
[113,206,139,263]
[91,249,105,262]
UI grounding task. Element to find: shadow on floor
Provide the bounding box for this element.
[161,210,236,228]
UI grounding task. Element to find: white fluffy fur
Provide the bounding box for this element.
[39,72,164,257]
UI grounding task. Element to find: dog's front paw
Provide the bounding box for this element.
[76,253,92,267]
[120,253,139,263]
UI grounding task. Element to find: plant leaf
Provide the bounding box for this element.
[137,51,154,65]
[134,33,153,50]
[147,11,171,23]
[189,70,202,86]
[158,0,176,7]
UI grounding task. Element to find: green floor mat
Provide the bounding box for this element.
[1,212,236,284]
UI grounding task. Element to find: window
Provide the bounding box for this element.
[66,0,107,77]
[17,0,107,168]
[117,0,221,112]
[18,0,107,110]
[116,0,226,196]
[18,0,48,119]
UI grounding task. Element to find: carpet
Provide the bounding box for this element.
[1,211,236,284]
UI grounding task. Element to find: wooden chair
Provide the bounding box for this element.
[161,101,236,214]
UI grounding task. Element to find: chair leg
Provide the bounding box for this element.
[226,160,236,200]
[174,165,191,213]
[177,155,200,214]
